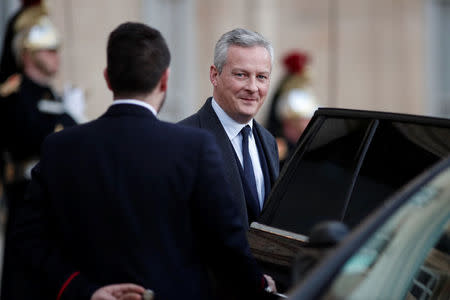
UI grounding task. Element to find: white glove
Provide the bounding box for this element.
[63,83,88,123]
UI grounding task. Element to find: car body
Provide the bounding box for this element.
[248,108,450,295]
[287,154,450,299]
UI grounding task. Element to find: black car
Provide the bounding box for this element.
[249,108,450,295]
[288,154,450,299]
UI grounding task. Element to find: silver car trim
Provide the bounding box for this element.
[250,222,309,243]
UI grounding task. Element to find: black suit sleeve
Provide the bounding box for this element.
[191,132,266,296]
[10,159,99,299]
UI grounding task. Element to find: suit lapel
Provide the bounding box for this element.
[194,98,279,224]
[254,122,279,184]
[197,98,249,226]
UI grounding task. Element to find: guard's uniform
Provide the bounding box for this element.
[2,74,76,162]
[0,73,77,300]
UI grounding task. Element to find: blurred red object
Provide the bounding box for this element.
[282,51,309,74]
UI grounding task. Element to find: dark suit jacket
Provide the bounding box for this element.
[11,103,266,300]
[179,98,279,227]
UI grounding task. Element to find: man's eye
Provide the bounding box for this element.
[235,73,244,77]
[257,75,268,80]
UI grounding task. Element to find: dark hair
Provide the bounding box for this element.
[106,22,170,97]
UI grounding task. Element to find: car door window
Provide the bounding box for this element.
[344,122,450,228]
[267,118,372,235]
[322,168,450,300]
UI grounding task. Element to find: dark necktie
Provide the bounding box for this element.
[241,125,260,212]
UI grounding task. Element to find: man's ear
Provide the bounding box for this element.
[103,68,112,91]
[210,65,218,86]
[159,68,170,92]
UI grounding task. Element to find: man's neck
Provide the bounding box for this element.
[113,93,161,114]
[211,97,253,126]
[112,99,158,116]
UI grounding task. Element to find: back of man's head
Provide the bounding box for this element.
[107,22,170,98]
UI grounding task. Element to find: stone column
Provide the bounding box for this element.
[142,0,196,122]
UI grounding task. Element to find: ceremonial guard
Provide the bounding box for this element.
[265,50,319,168]
[0,0,43,228]
[0,4,83,299]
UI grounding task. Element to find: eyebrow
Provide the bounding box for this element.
[231,68,270,74]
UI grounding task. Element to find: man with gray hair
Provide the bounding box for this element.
[180,28,279,227]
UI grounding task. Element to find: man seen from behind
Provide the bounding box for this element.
[11,22,276,300]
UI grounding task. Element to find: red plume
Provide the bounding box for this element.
[282,51,309,74]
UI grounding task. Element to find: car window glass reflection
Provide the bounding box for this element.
[323,168,450,300]
[268,118,372,235]
[345,122,449,228]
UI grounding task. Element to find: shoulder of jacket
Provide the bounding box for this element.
[0,73,22,98]
[178,112,201,126]
[254,121,271,136]
[255,121,278,146]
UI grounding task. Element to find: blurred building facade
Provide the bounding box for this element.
[0,0,449,122]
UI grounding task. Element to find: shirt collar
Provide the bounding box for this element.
[111,99,158,116]
[211,97,253,140]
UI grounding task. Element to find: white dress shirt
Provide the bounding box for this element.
[211,98,265,208]
[111,99,158,116]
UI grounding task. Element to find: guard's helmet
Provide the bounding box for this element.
[12,5,60,66]
[276,88,318,121]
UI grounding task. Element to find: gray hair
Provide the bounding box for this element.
[213,28,274,73]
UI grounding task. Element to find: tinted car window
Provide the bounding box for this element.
[267,118,372,235]
[344,122,450,227]
[262,111,450,236]
[322,167,450,300]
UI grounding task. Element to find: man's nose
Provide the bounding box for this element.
[246,76,258,93]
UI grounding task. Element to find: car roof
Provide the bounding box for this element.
[315,107,450,125]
